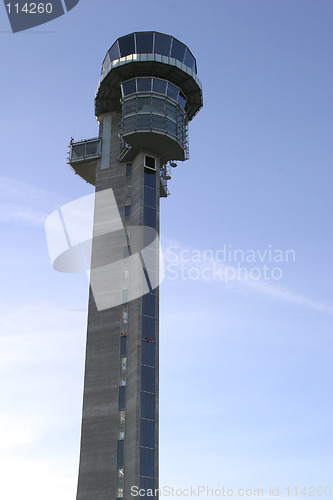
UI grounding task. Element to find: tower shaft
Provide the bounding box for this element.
[76,112,160,499]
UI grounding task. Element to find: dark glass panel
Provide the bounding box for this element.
[137,96,152,113]
[122,79,137,96]
[118,386,126,409]
[142,292,156,316]
[178,93,186,109]
[123,116,136,132]
[151,99,165,116]
[141,391,155,420]
[144,172,156,189]
[118,34,135,57]
[140,419,155,448]
[166,82,179,101]
[126,163,132,177]
[151,115,165,131]
[145,156,155,169]
[184,48,195,71]
[117,440,124,468]
[170,38,186,62]
[142,315,155,338]
[166,119,177,137]
[108,42,120,62]
[123,99,136,116]
[125,206,131,217]
[85,141,99,156]
[71,143,85,159]
[102,53,111,73]
[152,78,167,95]
[137,78,152,92]
[137,114,151,129]
[120,336,127,356]
[144,186,156,209]
[166,101,177,120]
[140,447,155,477]
[136,32,154,53]
[154,33,171,56]
[143,207,157,230]
[139,477,155,497]
[141,365,155,393]
[141,340,155,367]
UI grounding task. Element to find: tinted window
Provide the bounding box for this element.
[122,80,136,96]
[118,34,135,57]
[123,99,136,116]
[166,101,177,120]
[144,186,156,209]
[142,292,156,316]
[136,32,154,53]
[137,78,152,92]
[141,365,155,393]
[140,447,154,477]
[125,206,130,217]
[108,42,120,62]
[141,391,155,420]
[117,440,124,468]
[166,119,177,137]
[71,144,85,159]
[142,315,155,339]
[166,82,179,101]
[170,38,186,62]
[86,141,99,156]
[145,155,155,169]
[137,96,152,113]
[139,477,155,495]
[118,386,126,409]
[140,419,155,448]
[152,78,167,95]
[126,163,132,177]
[102,53,111,73]
[143,207,156,229]
[137,114,151,129]
[184,49,195,71]
[123,115,136,132]
[120,336,127,356]
[151,98,165,115]
[154,33,171,56]
[151,115,165,132]
[144,172,156,189]
[141,340,155,367]
[178,93,186,108]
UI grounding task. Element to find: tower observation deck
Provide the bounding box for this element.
[68,32,203,500]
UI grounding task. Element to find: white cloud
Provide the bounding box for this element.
[161,239,333,314]
[0,175,67,227]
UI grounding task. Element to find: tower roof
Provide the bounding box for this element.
[95,31,203,120]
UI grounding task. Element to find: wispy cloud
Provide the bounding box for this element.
[161,238,333,314]
[0,175,67,227]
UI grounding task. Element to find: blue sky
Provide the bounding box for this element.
[0,1,332,498]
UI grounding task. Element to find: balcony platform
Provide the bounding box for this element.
[67,138,101,185]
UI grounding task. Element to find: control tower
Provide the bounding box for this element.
[67,32,203,499]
